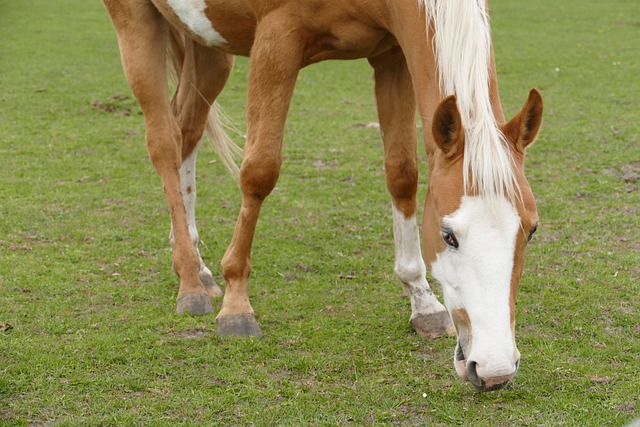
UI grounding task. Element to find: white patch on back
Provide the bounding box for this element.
[167,0,227,46]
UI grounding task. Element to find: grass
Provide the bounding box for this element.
[1,0,639,425]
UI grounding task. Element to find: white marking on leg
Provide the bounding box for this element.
[181,143,199,247]
[167,0,227,47]
[169,143,213,279]
[392,205,447,317]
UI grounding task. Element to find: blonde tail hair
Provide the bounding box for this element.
[167,29,242,180]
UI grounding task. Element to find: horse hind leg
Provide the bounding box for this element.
[369,49,454,338]
[104,0,212,315]
[170,141,222,299]
[168,33,236,302]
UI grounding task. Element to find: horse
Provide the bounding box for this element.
[102,0,543,391]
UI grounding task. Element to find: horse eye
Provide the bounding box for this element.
[527,224,538,242]
[442,231,459,248]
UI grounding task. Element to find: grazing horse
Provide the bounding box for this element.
[103,0,543,391]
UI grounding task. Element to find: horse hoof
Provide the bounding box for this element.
[411,310,456,338]
[216,313,263,337]
[176,293,214,316]
[200,270,223,298]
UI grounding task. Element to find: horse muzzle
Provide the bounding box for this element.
[454,341,520,392]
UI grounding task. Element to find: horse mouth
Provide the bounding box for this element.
[454,341,518,392]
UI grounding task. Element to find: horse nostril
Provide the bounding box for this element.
[455,342,465,362]
[466,361,513,392]
[466,361,484,390]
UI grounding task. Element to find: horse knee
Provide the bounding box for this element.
[395,259,426,286]
[240,155,282,200]
[385,158,418,203]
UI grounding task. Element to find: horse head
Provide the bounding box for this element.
[423,89,543,391]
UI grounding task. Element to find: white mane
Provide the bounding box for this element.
[422,0,519,203]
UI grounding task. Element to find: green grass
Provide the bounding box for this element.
[1,0,639,425]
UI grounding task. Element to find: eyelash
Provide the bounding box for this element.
[441,229,459,248]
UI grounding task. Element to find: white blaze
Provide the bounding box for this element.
[431,196,520,378]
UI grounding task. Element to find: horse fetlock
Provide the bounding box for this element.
[173,247,201,277]
[199,264,223,297]
[218,285,253,317]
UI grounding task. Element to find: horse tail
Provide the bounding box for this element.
[202,101,242,180]
[167,28,242,180]
[422,0,518,202]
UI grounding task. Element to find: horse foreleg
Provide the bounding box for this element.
[104,0,211,315]
[369,49,454,338]
[218,12,302,337]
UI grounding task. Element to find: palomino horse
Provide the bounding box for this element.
[103,0,543,391]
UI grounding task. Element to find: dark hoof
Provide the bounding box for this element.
[216,313,263,337]
[411,310,455,338]
[176,293,214,316]
[200,271,223,298]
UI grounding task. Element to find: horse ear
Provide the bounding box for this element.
[503,88,543,151]
[432,95,464,157]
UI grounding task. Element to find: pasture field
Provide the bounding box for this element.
[1,0,638,425]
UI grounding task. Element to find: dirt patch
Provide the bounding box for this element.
[167,327,211,339]
[605,162,640,192]
[608,162,640,183]
[91,93,135,116]
[621,162,640,183]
